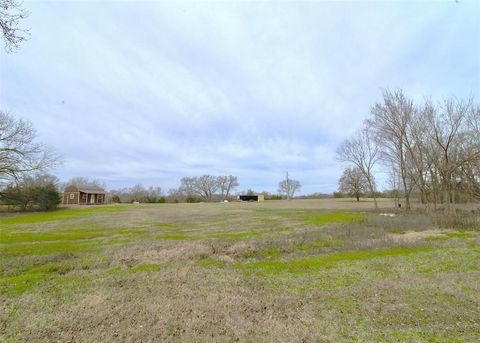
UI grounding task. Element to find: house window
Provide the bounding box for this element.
[82,194,87,200]
[97,195,103,202]
[69,193,75,199]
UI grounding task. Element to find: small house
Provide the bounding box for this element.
[63,185,106,205]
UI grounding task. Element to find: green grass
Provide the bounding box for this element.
[235,246,433,276]
[0,239,105,258]
[258,247,282,259]
[0,228,115,244]
[425,231,476,241]
[445,232,475,239]
[155,234,190,240]
[0,205,127,225]
[129,264,161,272]
[0,226,153,257]
[0,261,95,296]
[197,258,226,268]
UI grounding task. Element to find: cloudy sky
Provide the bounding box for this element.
[1,1,479,194]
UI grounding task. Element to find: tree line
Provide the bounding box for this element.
[0,112,62,210]
[337,89,479,213]
[108,175,302,203]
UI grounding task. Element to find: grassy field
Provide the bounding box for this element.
[1,199,479,342]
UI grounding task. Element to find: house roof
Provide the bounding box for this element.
[78,188,106,194]
[66,185,106,194]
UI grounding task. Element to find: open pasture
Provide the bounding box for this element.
[1,199,479,342]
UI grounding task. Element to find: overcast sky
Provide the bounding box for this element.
[1,1,479,194]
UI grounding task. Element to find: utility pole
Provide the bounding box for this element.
[286,171,290,201]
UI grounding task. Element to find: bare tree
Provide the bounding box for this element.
[21,172,59,188]
[368,89,414,210]
[426,97,477,214]
[278,178,301,199]
[337,127,379,209]
[195,175,219,201]
[459,104,480,200]
[0,111,60,187]
[217,175,239,199]
[166,188,185,203]
[179,177,196,199]
[180,175,219,202]
[179,174,239,202]
[338,167,370,201]
[342,89,478,213]
[0,0,29,52]
[111,184,163,203]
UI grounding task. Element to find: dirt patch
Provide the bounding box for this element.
[110,241,212,267]
[227,241,258,256]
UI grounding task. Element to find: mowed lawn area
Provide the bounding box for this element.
[1,199,479,342]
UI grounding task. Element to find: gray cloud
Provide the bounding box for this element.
[1,1,478,193]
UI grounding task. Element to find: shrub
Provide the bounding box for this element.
[29,184,61,211]
[265,194,283,200]
[0,183,61,211]
[0,186,30,210]
[186,196,201,203]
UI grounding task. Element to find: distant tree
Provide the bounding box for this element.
[263,192,282,200]
[194,175,219,201]
[217,175,239,199]
[130,184,146,202]
[278,179,301,199]
[21,172,59,189]
[0,0,30,52]
[180,175,220,202]
[337,127,379,209]
[333,192,345,198]
[179,177,196,198]
[110,184,163,203]
[338,167,370,201]
[0,111,60,187]
[61,177,104,191]
[166,188,184,203]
